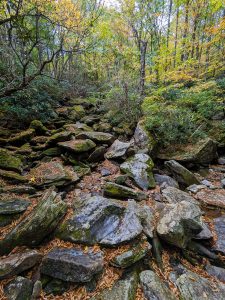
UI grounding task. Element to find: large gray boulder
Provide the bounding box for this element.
[105,139,130,159]
[140,270,176,300]
[165,160,200,187]
[41,248,103,283]
[176,270,225,300]
[120,153,155,190]
[0,188,67,255]
[103,182,147,201]
[0,250,42,279]
[157,201,203,248]
[56,196,143,246]
[90,272,138,300]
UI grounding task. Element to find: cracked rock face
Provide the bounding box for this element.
[157,201,203,248]
[41,248,104,283]
[56,196,143,246]
[120,153,155,190]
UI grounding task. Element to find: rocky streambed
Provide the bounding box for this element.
[0,98,225,299]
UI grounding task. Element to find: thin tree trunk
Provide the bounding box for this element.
[173,7,179,67]
[181,0,190,62]
[139,40,147,96]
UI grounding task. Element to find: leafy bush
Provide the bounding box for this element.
[1,77,66,125]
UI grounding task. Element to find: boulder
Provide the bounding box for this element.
[162,187,198,204]
[0,148,23,173]
[111,240,151,268]
[81,115,100,125]
[4,276,33,300]
[1,185,35,194]
[64,122,93,134]
[28,161,79,187]
[133,121,156,153]
[165,160,200,187]
[120,154,155,190]
[56,196,143,246]
[43,278,70,296]
[30,120,48,134]
[41,147,62,157]
[8,129,35,145]
[0,250,42,279]
[69,105,86,121]
[58,139,96,153]
[0,198,31,227]
[87,146,107,162]
[105,139,130,159]
[103,182,148,201]
[176,270,225,300]
[157,201,203,248]
[47,131,72,145]
[0,188,67,255]
[158,138,218,165]
[154,174,179,189]
[90,272,138,300]
[41,248,103,283]
[195,189,225,209]
[212,215,225,255]
[76,131,115,144]
[140,270,176,300]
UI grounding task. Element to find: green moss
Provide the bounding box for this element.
[0,149,23,173]
[30,120,48,134]
[8,129,35,145]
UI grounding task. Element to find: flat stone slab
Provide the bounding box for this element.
[195,189,225,209]
[58,139,96,153]
[76,131,115,144]
[0,250,42,279]
[0,198,31,215]
[41,248,104,283]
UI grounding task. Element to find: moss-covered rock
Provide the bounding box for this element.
[58,139,96,153]
[0,148,23,173]
[76,131,115,145]
[8,128,35,145]
[30,120,48,134]
[111,240,151,268]
[0,188,67,255]
[133,120,156,153]
[42,147,62,157]
[0,169,27,182]
[69,105,86,121]
[47,131,72,145]
[16,143,32,155]
[103,182,148,201]
[165,160,200,187]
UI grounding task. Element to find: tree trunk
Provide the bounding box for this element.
[181,0,190,62]
[173,7,179,67]
[139,40,147,96]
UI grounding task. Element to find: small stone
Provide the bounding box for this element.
[162,187,198,204]
[221,179,225,188]
[187,184,206,193]
[105,139,130,159]
[0,250,42,279]
[77,132,115,144]
[213,215,225,255]
[218,157,225,165]
[205,264,225,282]
[154,174,179,189]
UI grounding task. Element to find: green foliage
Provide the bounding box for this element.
[0,77,66,124]
[143,80,224,147]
